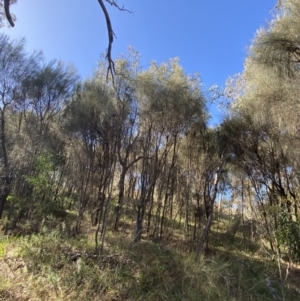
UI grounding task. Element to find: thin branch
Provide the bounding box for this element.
[105,0,133,14]
[4,0,14,27]
[275,0,282,9]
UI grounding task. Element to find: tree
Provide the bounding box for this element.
[194,126,229,258]
[112,53,142,231]
[63,70,119,241]
[224,0,300,272]
[132,58,207,242]
[0,34,78,225]
[12,61,78,221]
[0,34,41,218]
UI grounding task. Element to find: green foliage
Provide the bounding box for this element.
[137,57,207,132]
[277,210,300,262]
[23,153,65,218]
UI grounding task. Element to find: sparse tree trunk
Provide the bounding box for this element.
[134,145,151,242]
[75,167,91,233]
[114,154,142,231]
[0,108,10,219]
[134,203,146,242]
[114,168,126,231]
[160,135,177,238]
[146,187,155,234]
[195,165,224,260]
[98,157,117,254]
[184,139,192,241]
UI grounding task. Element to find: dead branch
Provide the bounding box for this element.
[105,0,132,14]
[98,0,116,83]
[4,0,14,27]
[98,1,132,84]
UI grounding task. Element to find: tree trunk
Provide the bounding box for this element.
[160,135,177,238]
[195,165,224,260]
[114,169,126,231]
[0,109,10,219]
[134,203,146,242]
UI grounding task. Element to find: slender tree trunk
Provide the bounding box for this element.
[134,203,146,242]
[241,177,245,226]
[160,135,177,238]
[114,168,126,231]
[0,182,9,219]
[92,188,105,226]
[114,154,142,231]
[184,139,191,241]
[75,168,91,233]
[53,163,65,210]
[195,165,224,260]
[134,159,149,242]
[146,183,156,234]
[152,179,164,238]
[134,125,156,242]
[0,108,10,219]
[99,158,116,254]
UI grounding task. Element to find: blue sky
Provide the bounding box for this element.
[2,0,276,123]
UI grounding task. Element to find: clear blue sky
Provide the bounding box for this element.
[1,0,276,123]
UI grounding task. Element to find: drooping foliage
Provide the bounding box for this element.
[225,0,300,262]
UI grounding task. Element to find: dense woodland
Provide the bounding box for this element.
[0,1,300,301]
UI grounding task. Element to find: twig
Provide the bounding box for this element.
[105,0,133,14]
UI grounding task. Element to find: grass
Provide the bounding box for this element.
[0,215,299,301]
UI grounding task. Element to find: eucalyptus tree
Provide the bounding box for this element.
[0,33,78,223]
[224,0,300,263]
[223,108,300,257]
[63,69,119,237]
[0,34,41,219]
[111,52,143,232]
[132,58,207,242]
[243,0,300,137]
[10,60,78,221]
[192,125,230,257]
[17,61,77,156]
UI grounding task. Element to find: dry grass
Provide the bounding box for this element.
[0,216,299,301]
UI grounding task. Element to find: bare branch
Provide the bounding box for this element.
[98,1,132,84]
[98,0,116,84]
[105,0,133,14]
[275,0,282,9]
[4,0,14,27]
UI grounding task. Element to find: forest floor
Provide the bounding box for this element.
[0,213,299,301]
